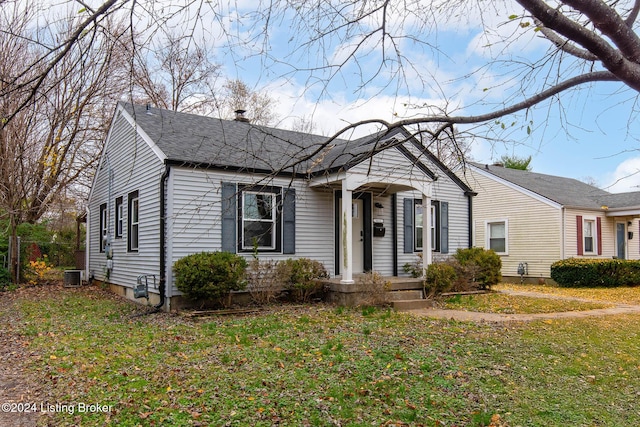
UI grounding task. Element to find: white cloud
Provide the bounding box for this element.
[603,157,640,193]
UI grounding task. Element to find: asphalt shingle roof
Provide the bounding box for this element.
[124,102,417,177]
[470,162,640,210]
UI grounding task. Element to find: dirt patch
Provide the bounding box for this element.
[0,287,50,427]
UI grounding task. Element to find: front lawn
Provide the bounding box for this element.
[495,283,640,304]
[440,292,613,314]
[4,285,640,426]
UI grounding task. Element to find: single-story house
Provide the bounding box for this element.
[461,162,640,281]
[86,102,475,309]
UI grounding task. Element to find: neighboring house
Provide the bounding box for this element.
[462,162,640,281]
[86,103,474,309]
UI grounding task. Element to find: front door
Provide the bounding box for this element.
[335,192,372,275]
[616,222,626,260]
[351,199,364,273]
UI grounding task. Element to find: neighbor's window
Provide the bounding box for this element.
[115,196,123,238]
[128,191,139,252]
[99,203,107,252]
[487,221,507,254]
[241,190,277,250]
[584,219,595,253]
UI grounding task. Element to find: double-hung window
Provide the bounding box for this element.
[487,220,507,254]
[415,202,424,251]
[128,191,139,252]
[115,196,123,238]
[583,219,595,253]
[99,203,107,252]
[240,188,280,251]
[414,200,440,252]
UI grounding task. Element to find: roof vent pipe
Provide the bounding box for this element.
[234,109,250,122]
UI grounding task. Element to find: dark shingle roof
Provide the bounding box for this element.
[120,103,474,194]
[598,191,640,209]
[470,162,611,209]
[122,102,341,174]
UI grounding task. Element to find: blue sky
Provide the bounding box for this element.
[144,1,640,193]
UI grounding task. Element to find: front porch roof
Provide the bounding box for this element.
[309,170,433,197]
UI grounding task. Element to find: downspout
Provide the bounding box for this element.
[467,192,474,248]
[560,207,566,260]
[391,193,398,276]
[85,207,91,283]
[156,162,171,310]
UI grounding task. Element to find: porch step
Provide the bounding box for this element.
[386,290,423,301]
[393,299,434,311]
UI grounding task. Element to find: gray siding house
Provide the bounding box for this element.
[87,103,474,309]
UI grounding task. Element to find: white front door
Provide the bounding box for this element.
[339,199,364,274]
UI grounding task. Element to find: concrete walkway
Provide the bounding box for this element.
[407,289,640,322]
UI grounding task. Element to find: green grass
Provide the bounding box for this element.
[441,292,613,314]
[5,286,640,426]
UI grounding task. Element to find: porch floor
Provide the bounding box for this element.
[322,275,424,291]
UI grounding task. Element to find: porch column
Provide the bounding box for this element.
[422,193,432,275]
[341,182,354,284]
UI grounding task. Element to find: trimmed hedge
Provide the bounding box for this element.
[453,247,502,290]
[173,251,247,301]
[550,258,640,287]
[424,262,457,296]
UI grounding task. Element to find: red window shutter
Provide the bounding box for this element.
[597,217,602,255]
[576,216,583,256]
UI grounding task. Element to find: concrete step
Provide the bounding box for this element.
[386,278,424,291]
[393,299,434,311]
[385,290,423,301]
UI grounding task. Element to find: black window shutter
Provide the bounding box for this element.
[403,198,414,253]
[282,188,296,254]
[441,201,449,254]
[221,182,237,253]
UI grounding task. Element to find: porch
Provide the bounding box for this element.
[322,275,433,309]
[310,168,435,285]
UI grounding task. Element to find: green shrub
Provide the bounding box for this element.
[551,258,640,287]
[453,247,502,290]
[277,258,328,302]
[173,252,247,302]
[424,262,457,297]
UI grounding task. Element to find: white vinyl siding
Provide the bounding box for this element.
[88,109,165,293]
[165,168,335,294]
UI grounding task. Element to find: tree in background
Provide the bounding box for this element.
[219,79,279,126]
[2,2,639,131]
[2,1,640,279]
[131,33,220,114]
[0,4,129,281]
[500,155,533,171]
